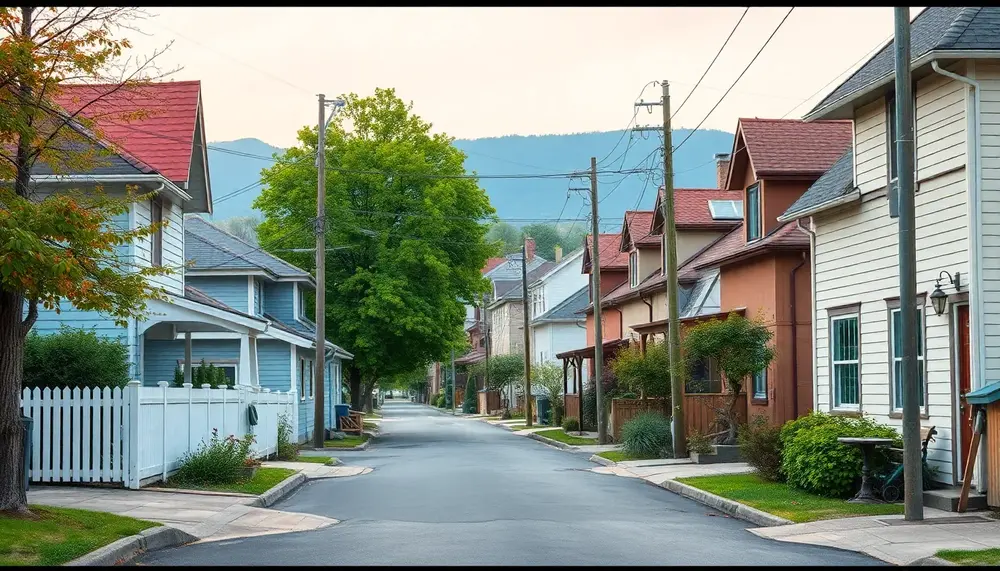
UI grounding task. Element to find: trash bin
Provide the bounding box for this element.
[21,415,32,492]
[536,396,551,426]
[334,404,351,431]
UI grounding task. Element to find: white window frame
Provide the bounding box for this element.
[752,368,767,400]
[708,199,743,221]
[629,250,639,287]
[889,304,927,413]
[745,183,762,242]
[299,357,314,400]
[830,311,861,410]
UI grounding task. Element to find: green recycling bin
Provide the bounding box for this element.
[21,415,32,491]
[536,396,551,426]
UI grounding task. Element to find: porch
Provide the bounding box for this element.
[556,339,630,425]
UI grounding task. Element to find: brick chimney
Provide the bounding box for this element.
[715,153,731,189]
[525,237,536,262]
[554,244,563,263]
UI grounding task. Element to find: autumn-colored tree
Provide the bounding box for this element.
[0,7,172,515]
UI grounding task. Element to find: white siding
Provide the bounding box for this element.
[812,68,969,484]
[975,61,1000,380]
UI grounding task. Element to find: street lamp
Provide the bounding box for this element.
[929,270,962,316]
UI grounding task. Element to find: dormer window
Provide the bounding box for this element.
[745,183,761,242]
[629,251,638,287]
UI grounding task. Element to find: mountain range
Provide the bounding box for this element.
[205,128,735,230]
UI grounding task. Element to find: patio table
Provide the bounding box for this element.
[838,437,894,503]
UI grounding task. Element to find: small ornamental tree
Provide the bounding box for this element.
[682,313,775,445]
[609,341,671,415]
[463,377,477,414]
[480,353,524,410]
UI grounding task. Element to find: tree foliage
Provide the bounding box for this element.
[486,220,585,261]
[23,328,130,390]
[0,6,172,515]
[214,215,261,245]
[254,88,496,410]
[610,341,671,401]
[682,313,776,445]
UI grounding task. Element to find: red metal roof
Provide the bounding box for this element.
[623,210,659,248]
[584,233,630,271]
[737,118,853,177]
[53,81,202,184]
[654,188,745,231]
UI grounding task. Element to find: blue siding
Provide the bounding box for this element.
[186,276,249,312]
[143,339,240,386]
[257,340,291,393]
[297,347,316,441]
[253,279,262,316]
[263,282,295,323]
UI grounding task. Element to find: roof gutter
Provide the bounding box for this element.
[776,189,861,223]
[29,174,191,203]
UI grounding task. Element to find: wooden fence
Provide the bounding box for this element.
[478,390,501,415]
[610,398,670,441]
[564,394,580,424]
[609,393,748,441]
[20,381,295,489]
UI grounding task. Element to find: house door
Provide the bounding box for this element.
[957,304,972,480]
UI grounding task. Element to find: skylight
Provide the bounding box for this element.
[708,200,743,220]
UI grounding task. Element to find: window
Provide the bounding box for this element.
[150,198,163,267]
[752,368,768,400]
[629,251,639,287]
[530,289,545,318]
[253,279,262,316]
[686,357,723,394]
[890,306,925,411]
[179,361,238,385]
[708,199,743,221]
[299,358,314,399]
[830,313,860,408]
[745,183,761,242]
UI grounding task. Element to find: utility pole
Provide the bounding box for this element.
[635,80,685,457]
[589,156,608,444]
[483,293,491,411]
[451,348,456,415]
[522,237,533,427]
[894,7,923,521]
[313,93,327,450]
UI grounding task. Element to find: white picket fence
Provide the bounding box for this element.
[19,380,296,489]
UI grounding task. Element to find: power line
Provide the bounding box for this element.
[672,6,795,155]
[597,81,658,168]
[671,7,750,121]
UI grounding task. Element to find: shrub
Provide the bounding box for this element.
[22,328,131,390]
[172,366,185,388]
[562,416,580,432]
[609,341,671,400]
[780,411,901,498]
[463,378,478,413]
[621,412,673,459]
[173,430,257,485]
[581,384,597,432]
[687,429,714,455]
[436,393,447,408]
[275,413,298,461]
[738,415,784,482]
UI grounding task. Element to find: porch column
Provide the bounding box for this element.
[249,336,260,386]
[183,332,193,384]
[562,359,568,397]
[239,333,252,386]
[640,333,648,355]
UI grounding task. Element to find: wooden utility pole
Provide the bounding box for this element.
[483,293,491,407]
[635,80,685,457]
[894,7,923,521]
[522,237,533,427]
[590,157,608,444]
[313,93,327,449]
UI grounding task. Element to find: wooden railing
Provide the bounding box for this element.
[564,394,580,424]
[340,409,365,435]
[610,398,670,441]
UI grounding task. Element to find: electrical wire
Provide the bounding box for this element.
[671,7,750,121]
[597,81,658,168]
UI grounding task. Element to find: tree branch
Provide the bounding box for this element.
[21,298,38,333]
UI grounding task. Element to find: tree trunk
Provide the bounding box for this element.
[362,378,377,414]
[0,288,30,515]
[348,365,362,411]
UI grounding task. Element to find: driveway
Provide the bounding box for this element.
[136,401,884,565]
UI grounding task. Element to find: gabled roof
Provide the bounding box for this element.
[185,215,313,283]
[779,149,858,222]
[726,119,853,184]
[652,188,745,232]
[620,211,660,250]
[583,233,629,273]
[528,247,585,288]
[693,222,808,270]
[807,7,1000,121]
[490,262,557,305]
[482,257,507,274]
[677,226,747,282]
[532,285,589,324]
[53,81,202,184]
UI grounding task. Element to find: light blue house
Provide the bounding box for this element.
[25,79,351,443]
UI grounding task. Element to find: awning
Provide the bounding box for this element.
[628,307,747,336]
[555,338,630,361]
[455,349,486,366]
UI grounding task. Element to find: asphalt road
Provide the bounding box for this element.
[136,401,884,566]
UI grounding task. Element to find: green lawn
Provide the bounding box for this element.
[533,429,598,446]
[486,416,501,421]
[291,455,336,464]
[163,467,297,496]
[936,548,1000,565]
[323,434,369,448]
[0,505,158,566]
[363,421,378,431]
[363,412,382,419]
[597,450,639,462]
[676,473,905,523]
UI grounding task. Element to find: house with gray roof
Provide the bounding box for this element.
[778,6,1000,497]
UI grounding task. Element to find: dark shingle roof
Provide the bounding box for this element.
[780,149,856,221]
[810,7,1000,116]
[185,216,312,280]
[496,262,557,301]
[532,286,589,324]
[184,285,261,322]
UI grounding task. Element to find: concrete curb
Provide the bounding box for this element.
[66,525,197,566]
[652,478,793,527]
[252,472,307,508]
[911,556,957,566]
[589,454,616,467]
[525,431,575,450]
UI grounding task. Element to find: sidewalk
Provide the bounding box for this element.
[27,460,372,544]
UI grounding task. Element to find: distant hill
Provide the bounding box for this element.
[206,129,735,228]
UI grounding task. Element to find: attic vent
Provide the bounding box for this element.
[708,200,743,220]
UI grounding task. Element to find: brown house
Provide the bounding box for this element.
[691,118,853,426]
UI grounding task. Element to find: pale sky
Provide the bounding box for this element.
[126,7,921,148]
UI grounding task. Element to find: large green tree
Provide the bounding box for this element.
[254,88,495,411]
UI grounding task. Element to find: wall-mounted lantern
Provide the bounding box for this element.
[929,270,962,316]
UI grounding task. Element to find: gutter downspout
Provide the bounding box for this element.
[931,60,985,492]
[789,251,807,419]
[797,218,819,415]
